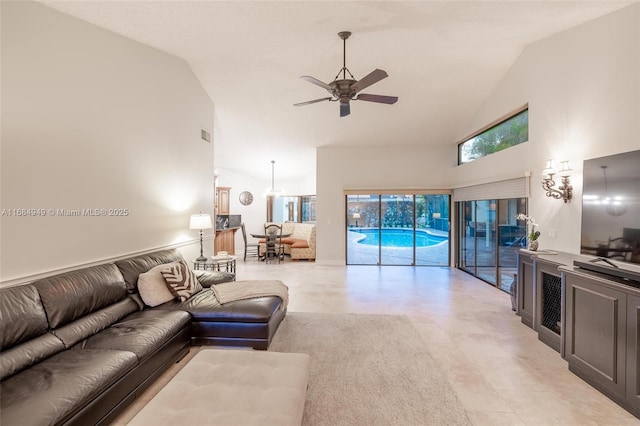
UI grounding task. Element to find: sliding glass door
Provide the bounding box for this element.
[457,198,526,291]
[346,193,450,266]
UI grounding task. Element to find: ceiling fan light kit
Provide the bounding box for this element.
[294,31,398,117]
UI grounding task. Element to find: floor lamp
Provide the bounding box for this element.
[190,213,213,262]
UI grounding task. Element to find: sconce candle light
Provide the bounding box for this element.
[541,159,573,203]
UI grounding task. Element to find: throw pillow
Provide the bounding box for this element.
[160,259,203,302]
[137,263,177,307]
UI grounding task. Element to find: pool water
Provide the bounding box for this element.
[356,229,447,247]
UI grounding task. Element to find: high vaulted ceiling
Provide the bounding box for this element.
[41,1,634,183]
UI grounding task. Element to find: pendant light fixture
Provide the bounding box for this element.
[267,160,283,196]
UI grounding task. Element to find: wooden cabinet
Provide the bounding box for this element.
[534,259,563,354]
[215,187,230,215]
[517,251,582,355]
[517,251,535,328]
[626,295,640,412]
[563,269,640,418]
[214,228,237,255]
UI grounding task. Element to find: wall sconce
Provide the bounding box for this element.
[541,159,573,203]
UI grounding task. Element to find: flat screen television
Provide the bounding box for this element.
[577,149,640,282]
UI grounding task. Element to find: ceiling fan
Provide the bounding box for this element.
[294,31,398,117]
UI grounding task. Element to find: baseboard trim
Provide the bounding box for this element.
[0,236,211,288]
[315,259,345,266]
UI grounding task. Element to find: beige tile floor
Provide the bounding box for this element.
[116,259,639,425]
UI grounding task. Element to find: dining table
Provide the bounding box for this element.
[249,233,293,239]
[250,232,293,261]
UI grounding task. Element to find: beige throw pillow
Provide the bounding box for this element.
[160,259,203,302]
[138,263,177,307]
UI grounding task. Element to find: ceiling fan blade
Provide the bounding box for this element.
[356,93,398,104]
[351,69,388,93]
[294,97,332,107]
[340,101,350,117]
[300,76,333,91]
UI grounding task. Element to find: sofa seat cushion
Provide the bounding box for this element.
[279,237,297,245]
[78,310,191,361]
[1,333,67,381]
[52,297,141,349]
[0,349,137,426]
[153,288,283,323]
[289,239,309,249]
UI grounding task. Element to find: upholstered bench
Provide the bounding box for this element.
[129,349,310,425]
[258,222,316,261]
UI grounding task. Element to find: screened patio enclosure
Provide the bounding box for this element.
[346,193,450,266]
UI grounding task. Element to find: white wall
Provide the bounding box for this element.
[316,144,455,264]
[0,2,215,284]
[316,3,640,263]
[454,3,640,254]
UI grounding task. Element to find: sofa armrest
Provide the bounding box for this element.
[194,270,236,288]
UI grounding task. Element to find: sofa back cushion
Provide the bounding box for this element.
[0,284,50,350]
[291,223,315,241]
[281,222,295,235]
[33,263,128,329]
[115,249,184,293]
[52,297,140,348]
[0,284,67,380]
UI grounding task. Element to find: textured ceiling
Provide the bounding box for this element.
[41,0,635,183]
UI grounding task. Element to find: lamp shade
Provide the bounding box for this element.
[542,159,556,176]
[189,213,213,230]
[353,213,361,219]
[558,160,572,175]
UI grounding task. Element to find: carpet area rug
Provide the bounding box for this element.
[269,312,471,426]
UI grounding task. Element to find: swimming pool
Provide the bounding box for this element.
[355,228,447,247]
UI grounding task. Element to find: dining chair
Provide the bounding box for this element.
[264,223,283,264]
[241,223,260,261]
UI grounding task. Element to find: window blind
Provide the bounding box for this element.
[452,177,528,202]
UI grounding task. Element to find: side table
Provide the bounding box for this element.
[192,255,237,274]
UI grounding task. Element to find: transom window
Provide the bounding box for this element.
[458,106,528,165]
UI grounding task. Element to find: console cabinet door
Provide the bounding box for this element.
[535,261,562,353]
[565,273,627,400]
[627,295,640,414]
[517,252,535,328]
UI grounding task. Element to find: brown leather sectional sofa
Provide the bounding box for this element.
[0,249,287,426]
